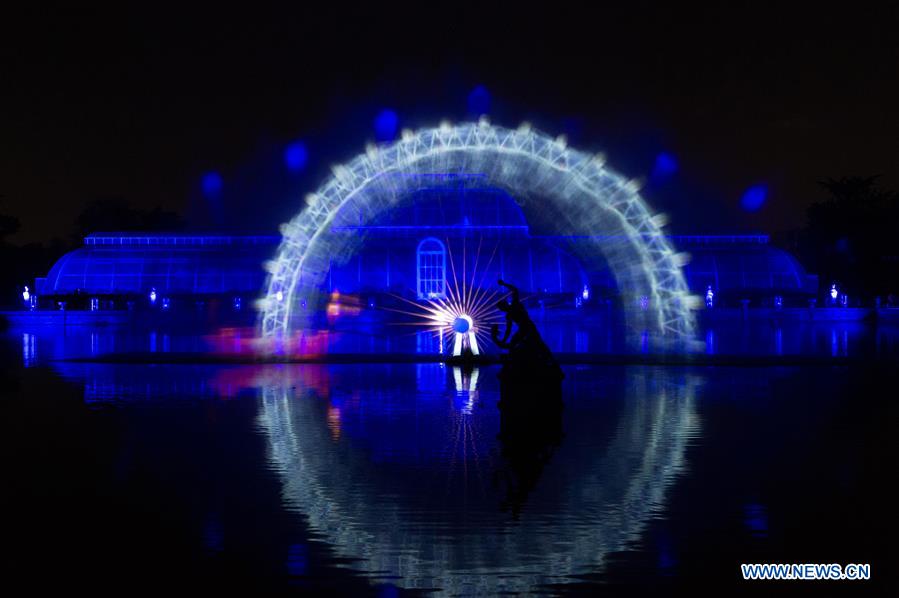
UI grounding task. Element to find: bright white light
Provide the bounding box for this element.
[582,284,590,301]
[22,286,30,303]
[386,243,498,357]
[830,283,838,302]
[260,122,695,344]
[705,286,714,308]
[149,288,157,304]
[451,314,480,357]
[453,315,472,334]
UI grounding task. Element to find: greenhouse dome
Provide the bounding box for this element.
[37,233,278,296]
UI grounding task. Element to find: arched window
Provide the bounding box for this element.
[417,237,446,299]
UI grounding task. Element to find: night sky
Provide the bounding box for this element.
[3,3,897,243]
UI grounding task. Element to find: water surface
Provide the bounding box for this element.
[3,329,896,594]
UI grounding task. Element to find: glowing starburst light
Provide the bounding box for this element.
[383,238,507,357]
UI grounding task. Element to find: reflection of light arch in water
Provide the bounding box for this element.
[258,372,701,594]
[258,121,698,343]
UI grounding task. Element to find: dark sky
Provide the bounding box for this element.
[3,3,898,243]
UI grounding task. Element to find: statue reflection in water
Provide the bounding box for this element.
[491,279,565,517]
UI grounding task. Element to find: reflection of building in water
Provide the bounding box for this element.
[47,358,703,593]
[51,362,335,403]
[258,370,701,595]
[22,332,37,367]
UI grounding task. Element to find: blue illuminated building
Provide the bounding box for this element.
[30,180,816,313]
[320,177,815,305]
[324,182,600,299]
[34,233,278,310]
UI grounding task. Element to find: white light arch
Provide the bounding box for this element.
[259,121,698,342]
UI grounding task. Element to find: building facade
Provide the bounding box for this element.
[33,188,816,310]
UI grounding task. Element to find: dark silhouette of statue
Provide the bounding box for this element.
[491,279,563,393]
[490,280,564,517]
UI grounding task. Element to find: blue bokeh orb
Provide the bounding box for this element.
[374,109,399,141]
[201,172,223,198]
[741,184,768,212]
[284,141,308,172]
[467,85,491,116]
[652,152,678,180]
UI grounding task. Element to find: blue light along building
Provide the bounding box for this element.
[28,182,816,315]
[36,233,277,297]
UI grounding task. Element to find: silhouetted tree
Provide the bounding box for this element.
[73,198,185,242]
[0,198,186,307]
[0,213,20,243]
[0,195,21,243]
[0,197,62,306]
[800,176,899,299]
